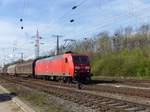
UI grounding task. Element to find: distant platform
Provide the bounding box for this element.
[0,89,24,112]
[0,85,36,112]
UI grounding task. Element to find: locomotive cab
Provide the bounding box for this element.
[72,55,91,82]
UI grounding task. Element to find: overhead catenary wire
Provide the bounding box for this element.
[80,5,150,35]
[85,13,150,37]
[94,3,150,27]
[19,0,150,32]
[41,0,89,47]
[69,0,149,25]
[18,0,150,54]
[19,0,27,30]
[71,0,150,37]
[20,0,41,31]
[52,0,89,23]
[52,0,150,41]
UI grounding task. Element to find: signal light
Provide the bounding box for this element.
[75,66,80,69]
[85,66,90,69]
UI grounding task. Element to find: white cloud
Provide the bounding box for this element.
[0,0,150,65]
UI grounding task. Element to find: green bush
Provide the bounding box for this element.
[91,47,150,77]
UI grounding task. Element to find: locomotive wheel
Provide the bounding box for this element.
[84,76,91,84]
[63,77,67,83]
[77,82,82,89]
[68,77,73,83]
[51,76,56,81]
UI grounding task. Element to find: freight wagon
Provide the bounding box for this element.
[7,65,16,76]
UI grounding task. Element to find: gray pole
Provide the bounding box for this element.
[21,52,23,62]
[35,30,40,58]
[57,36,59,55]
[52,35,63,55]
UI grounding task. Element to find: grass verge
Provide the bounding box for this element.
[2,83,68,112]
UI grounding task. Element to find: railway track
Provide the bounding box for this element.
[13,76,150,99]
[1,74,150,98]
[0,75,150,112]
[93,78,150,88]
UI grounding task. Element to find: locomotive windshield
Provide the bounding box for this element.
[73,56,89,63]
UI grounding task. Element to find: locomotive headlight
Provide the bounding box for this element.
[75,66,80,70]
[87,70,90,72]
[85,66,90,69]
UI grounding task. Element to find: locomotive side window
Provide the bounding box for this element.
[73,56,89,63]
[65,58,68,63]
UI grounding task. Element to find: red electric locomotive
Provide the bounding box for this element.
[35,52,91,82]
[5,52,91,85]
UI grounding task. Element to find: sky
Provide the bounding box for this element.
[0,0,150,65]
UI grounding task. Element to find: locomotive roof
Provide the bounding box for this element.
[36,53,88,61]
